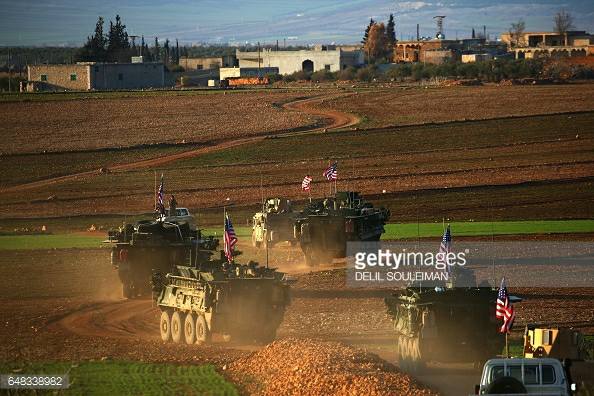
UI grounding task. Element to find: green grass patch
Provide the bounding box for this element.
[0,361,238,396]
[1,219,593,250]
[383,220,594,239]
[0,234,104,250]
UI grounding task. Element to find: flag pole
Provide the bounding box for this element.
[505,332,509,358]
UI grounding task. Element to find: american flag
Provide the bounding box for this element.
[323,162,338,181]
[496,278,515,334]
[224,213,238,263]
[156,174,165,215]
[302,175,313,191]
[436,225,452,272]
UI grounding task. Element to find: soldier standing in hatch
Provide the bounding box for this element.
[169,195,178,216]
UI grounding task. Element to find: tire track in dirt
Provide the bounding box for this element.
[0,93,359,194]
[54,299,159,340]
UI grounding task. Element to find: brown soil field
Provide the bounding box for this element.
[0,91,322,155]
[2,112,593,223]
[321,84,594,128]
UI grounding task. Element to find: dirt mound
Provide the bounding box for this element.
[228,338,436,396]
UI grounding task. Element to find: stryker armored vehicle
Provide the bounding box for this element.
[293,191,390,266]
[252,198,298,248]
[385,287,504,372]
[154,258,291,345]
[106,218,217,298]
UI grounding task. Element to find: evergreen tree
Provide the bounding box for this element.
[362,18,375,44]
[386,14,396,47]
[153,37,161,61]
[107,15,130,62]
[472,28,476,39]
[164,39,170,64]
[175,39,180,64]
[76,16,107,62]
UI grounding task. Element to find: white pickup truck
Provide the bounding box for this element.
[475,358,576,395]
[164,207,195,227]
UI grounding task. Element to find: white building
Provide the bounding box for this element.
[235,46,364,75]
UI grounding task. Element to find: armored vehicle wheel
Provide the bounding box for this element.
[123,280,134,299]
[303,247,319,266]
[160,310,171,342]
[184,313,196,345]
[171,311,182,343]
[195,314,210,345]
[255,326,277,344]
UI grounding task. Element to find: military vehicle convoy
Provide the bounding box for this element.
[293,191,390,266]
[155,261,291,345]
[385,287,505,372]
[252,198,297,248]
[107,216,291,344]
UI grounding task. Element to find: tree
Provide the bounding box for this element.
[385,14,396,48]
[508,19,526,48]
[472,28,476,39]
[76,16,107,62]
[153,37,161,61]
[164,39,170,64]
[362,18,375,44]
[385,14,396,62]
[175,39,180,64]
[107,15,130,62]
[364,23,387,63]
[554,9,574,45]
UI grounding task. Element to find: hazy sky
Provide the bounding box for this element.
[1,0,593,46]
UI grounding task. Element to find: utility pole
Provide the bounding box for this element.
[7,47,11,93]
[257,41,261,77]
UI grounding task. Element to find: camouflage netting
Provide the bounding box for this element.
[228,338,437,396]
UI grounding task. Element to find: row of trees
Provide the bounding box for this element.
[508,10,575,48]
[76,15,183,64]
[361,14,396,63]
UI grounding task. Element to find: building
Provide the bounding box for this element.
[179,56,237,71]
[26,62,167,91]
[461,53,493,63]
[395,39,462,64]
[394,38,507,64]
[235,45,364,75]
[500,30,594,59]
[219,67,279,80]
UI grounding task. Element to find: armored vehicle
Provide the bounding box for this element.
[293,191,390,266]
[385,287,504,372]
[252,198,297,248]
[154,258,291,345]
[106,218,216,298]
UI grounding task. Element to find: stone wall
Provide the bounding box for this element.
[27,64,90,91]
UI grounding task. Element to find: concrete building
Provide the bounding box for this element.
[179,55,237,71]
[500,30,594,59]
[27,62,166,91]
[235,46,364,75]
[395,40,461,64]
